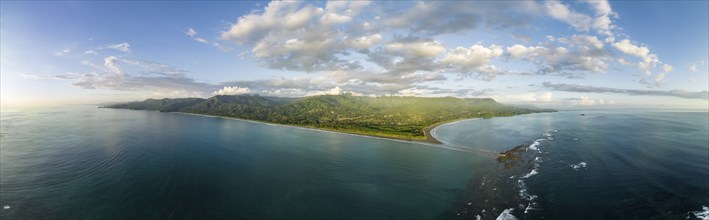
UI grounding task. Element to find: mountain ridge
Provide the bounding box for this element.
[103,94,555,143]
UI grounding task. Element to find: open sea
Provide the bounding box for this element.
[1,106,707,219]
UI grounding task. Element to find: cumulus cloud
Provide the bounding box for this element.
[545,1,594,32]
[58,1,682,100]
[542,82,709,100]
[506,35,610,76]
[544,0,616,36]
[212,1,671,94]
[611,39,670,87]
[612,39,649,58]
[442,44,504,80]
[213,86,251,95]
[689,65,698,72]
[105,43,131,52]
[306,86,343,96]
[385,41,446,57]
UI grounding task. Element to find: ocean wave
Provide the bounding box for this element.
[527,139,544,152]
[521,169,538,178]
[496,208,518,220]
[517,180,538,201]
[524,202,537,214]
[571,162,587,170]
[688,206,709,220]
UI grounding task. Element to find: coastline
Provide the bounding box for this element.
[425,118,482,146]
[173,112,498,156]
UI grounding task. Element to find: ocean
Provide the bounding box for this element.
[1,106,707,219]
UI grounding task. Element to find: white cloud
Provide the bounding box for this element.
[105,43,131,52]
[320,12,352,25]
[491,92,553,103]
[213,1,664,94]
[394,87,430,97]
[612,39,649,58]
[569,95,614,106]
[306,86,343,96]
[442,44,503,67]
[194,38,209,44]
[54,49,71,56]
[56,1,678,99]
[213,86,251,95]
[186,28,197,37]
[507,44,543,59]
[545,1,594,32]
[344,34,382,50]
[689,64,698,72]
[185,27,210,44]
[662,64,673,73]
[84,50,97,55]
[104,56,123,75]
[68,56,215,94]
[571,35,604,49]
[506,41,609,75]
[612,39,670,87]
[221,1,326,44]
[544,1,616,36]
[441,44,504,80]
[385,41,446,57]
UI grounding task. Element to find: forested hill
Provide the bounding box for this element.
[103,94,555,142]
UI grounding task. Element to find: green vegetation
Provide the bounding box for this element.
[104,94,555,142]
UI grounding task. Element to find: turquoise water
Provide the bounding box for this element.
[1,107,707,219]
[0,106,491,219]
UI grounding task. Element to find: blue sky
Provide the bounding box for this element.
[1,1,707,109]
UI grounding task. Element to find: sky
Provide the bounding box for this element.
[1,1,708,109]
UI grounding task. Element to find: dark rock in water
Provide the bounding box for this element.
[497,144,527,169]
[580,113,586,116]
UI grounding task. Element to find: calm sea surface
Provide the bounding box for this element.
[1,106,707,219]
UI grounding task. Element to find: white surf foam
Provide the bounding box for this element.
[689,206,709,220]
[524,202,536,213]
[521,169,538,178]
[571,162,587,170]
[517,180,538,201]
[527,139,544,152]
[496,208,518,220]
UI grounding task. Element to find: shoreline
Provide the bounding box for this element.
[426,118,482,146]
[173,112,499,157]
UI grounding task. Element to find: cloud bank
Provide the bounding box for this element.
[542,82,709,100]
[58,1,694,102]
